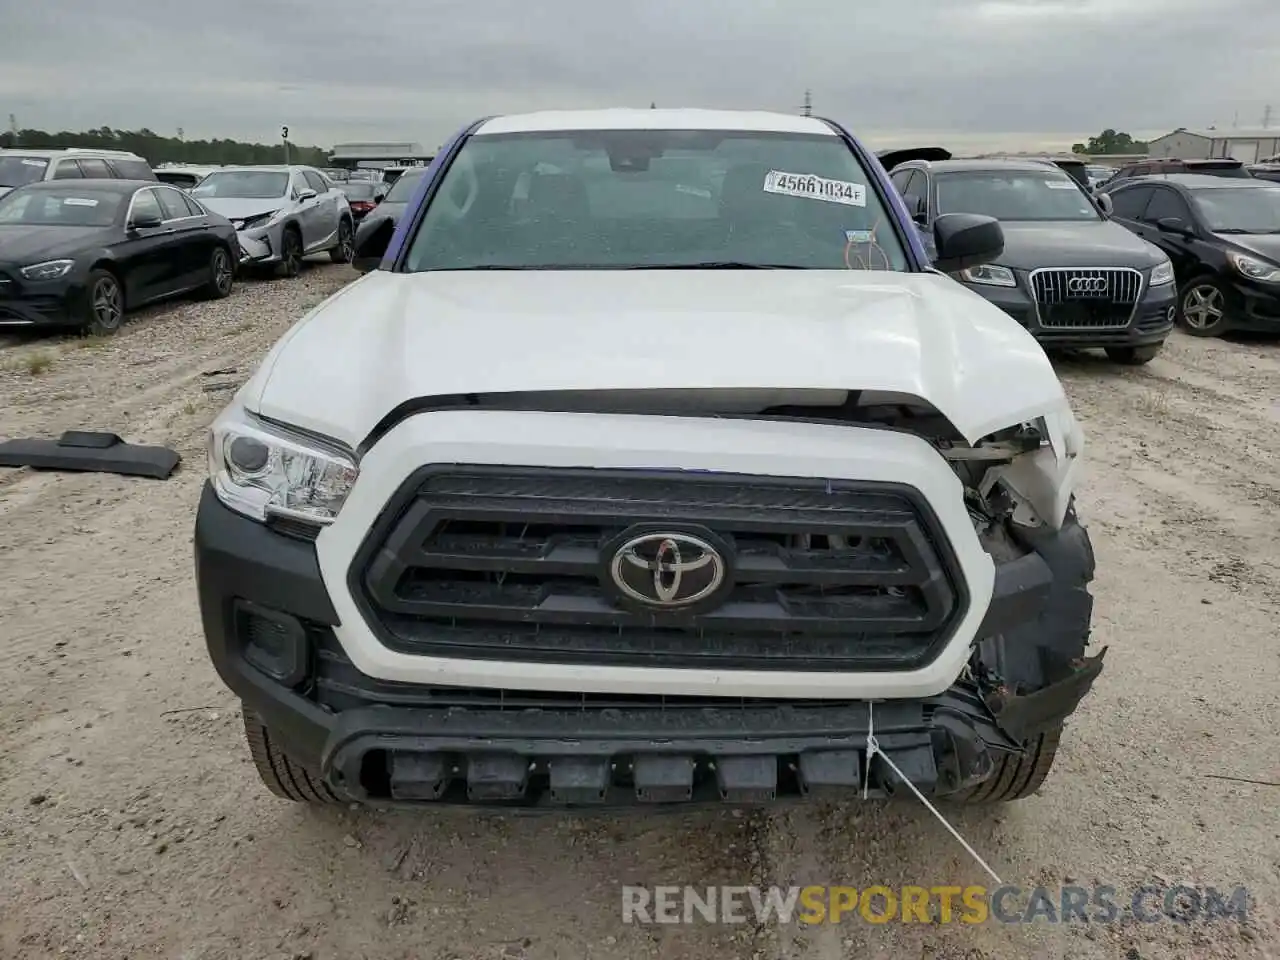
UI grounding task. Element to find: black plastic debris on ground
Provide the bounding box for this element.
[0,430,181,479]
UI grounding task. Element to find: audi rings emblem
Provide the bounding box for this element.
[1067,276,1108,294]
[608,531,727,609]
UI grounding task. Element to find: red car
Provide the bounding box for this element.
[336,181,388,221]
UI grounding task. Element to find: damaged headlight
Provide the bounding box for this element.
[208,405,358,524]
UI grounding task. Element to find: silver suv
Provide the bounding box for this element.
[190,165,354,276]
[0,148,156,198]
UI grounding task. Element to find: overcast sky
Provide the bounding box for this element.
[3,0,1279,152]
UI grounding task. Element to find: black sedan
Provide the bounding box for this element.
[1104,174,1280,337]
[353,167,426,269]
[0,179,238,335]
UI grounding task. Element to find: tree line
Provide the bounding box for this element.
[1070,129,1149,156]
[0,127,331,167]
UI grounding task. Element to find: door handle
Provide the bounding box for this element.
[163,227,177,234]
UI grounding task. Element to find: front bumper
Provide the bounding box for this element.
[967,276,1176,348]
[1232,279,1280,331]
[236,230,276,265]
[0,268,83,328]
[195,477,1101,807]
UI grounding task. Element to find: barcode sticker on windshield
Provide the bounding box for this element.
[1045,180,1077,189]
[63,198,99,206]
[764,170,866,206]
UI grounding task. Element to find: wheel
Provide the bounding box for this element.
[1176,276,1234,337]
[277,226,303,278]
[1105,343,1163,365]
[329,218,354,264]
[202,245,235,300]
[241,708,340,804]
[83,269,125,335]
[952,726,1065,803]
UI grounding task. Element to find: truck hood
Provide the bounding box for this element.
[994,220,1165,271]
[249,269,1069,448]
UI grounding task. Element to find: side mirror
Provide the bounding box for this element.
[129,212,163,230]
[1095,193,1114,216]
[1156,216,1191,235]
[297,188,318,202]
[931,212,1004,274]
[352,216,395,273]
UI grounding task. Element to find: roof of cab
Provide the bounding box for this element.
[474,109,838,136]
[915,158,1076,175]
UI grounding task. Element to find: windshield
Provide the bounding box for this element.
[403,129,908,272]
[191,170,289,199]
[936,170,1099,222]
[383,170,424,202]
[0,188,122,227]
[0,156,50,188]
[341,182,379,200]
[1192,186,1280,233]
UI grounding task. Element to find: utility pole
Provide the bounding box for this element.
[7,113,16,147]
[1263,104,1273,129]
[801,89,813,117]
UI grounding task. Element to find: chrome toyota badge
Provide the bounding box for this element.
[608,530,727,609]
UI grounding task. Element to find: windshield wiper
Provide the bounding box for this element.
[1214,228,1254,234]
[623,261,808,270]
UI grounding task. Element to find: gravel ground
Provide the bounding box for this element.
[0,271,1277,960]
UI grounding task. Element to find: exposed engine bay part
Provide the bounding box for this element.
[0,430,181,479]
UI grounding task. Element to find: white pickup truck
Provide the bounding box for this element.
[194,108,1101,808]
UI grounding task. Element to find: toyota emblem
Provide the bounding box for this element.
[1067,276,1108,295]
[607,530,728,609]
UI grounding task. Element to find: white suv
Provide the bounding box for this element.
[190,165,353,276]
[0,148,155,198]
[195,109,1101,809]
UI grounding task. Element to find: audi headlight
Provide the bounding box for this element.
[20,259,75,281]
[1149,259,1175,286]
[1226,250,1280,283]
[208,405,358,524]
[960,264,1017,287]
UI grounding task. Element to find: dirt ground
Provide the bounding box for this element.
[1,267,1277,960]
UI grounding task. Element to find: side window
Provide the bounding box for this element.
[52,160,84,180]
[1109,186,1153,220]
[180,192,206,217]
[1143,188,1191,223]
[156,187,193,220]
[302,171,328,194]
[109,158,155,180]
[129,188,163,224]
[890,169,912,194]
[77,158,113,179]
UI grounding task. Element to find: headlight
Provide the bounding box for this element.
[1226,250,1280,283]
[235,211,277,231]
[960,264,1017,287]
[20,259,75,281]
[1149,259,1175,286]
[208,405,358,524]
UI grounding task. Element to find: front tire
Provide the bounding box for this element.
[329,218,354,264]
[1177,276,1234,337]
[1105,343,1162,365]
[952,726,1064,803]
[83,269,125,335]
[242,708,340,804]
[277,227,304,279]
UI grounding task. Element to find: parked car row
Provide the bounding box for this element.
[1,146,359,336]
[878,147,1280,361]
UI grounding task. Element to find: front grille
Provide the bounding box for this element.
[1031,267,1143,329]
[350,467,967,672]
